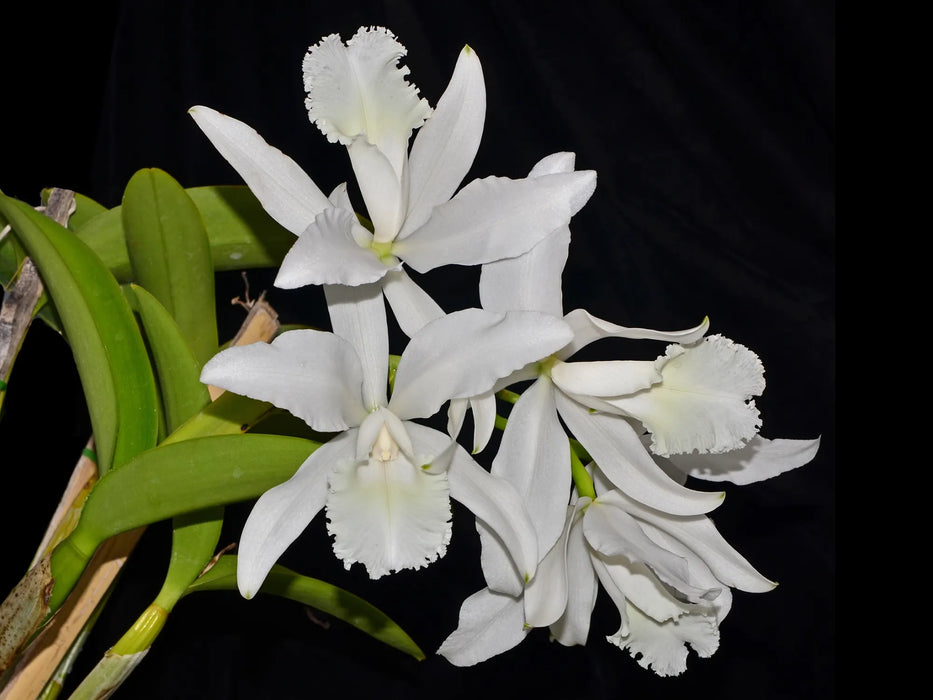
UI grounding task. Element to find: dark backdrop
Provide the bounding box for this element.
[2,2,834,699]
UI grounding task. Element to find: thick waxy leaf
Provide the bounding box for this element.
[165,390,275,443]
[126,283,223,606]
[154,508,224,610]
[0,194,159,474]
[0,209,28,286]
[122,169,219,365]
[75,186,294,282]
[48,434,318,611]
[188,555,425,660]
[126,284,211,434]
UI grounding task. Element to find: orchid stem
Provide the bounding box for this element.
[569,440,596,499]
[496,389,520,404]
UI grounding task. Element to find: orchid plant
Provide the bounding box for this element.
[0,25,819,698]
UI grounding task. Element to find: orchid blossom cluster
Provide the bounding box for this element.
[190,26,819,677]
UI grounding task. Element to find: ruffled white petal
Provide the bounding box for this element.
[200,330,367,432]
[237,431,355,597]
[275,207,398,288]
[395,170,596,273]
[606,605,719,677]
[592,552,718,677]
[389,309,572,420]
[554,392,724,515]
[436,587,528,666]
[402,45,485,237]
[606,334,766,456]
[303,27,431,174]
[326,429,451,578]
[187,106,331,235]
[380,268,445,337]
[550,359,661,398]
[583,495,716,603]
[550,500,598,646]
[665,435,821,485]
[606,488,776,592]
[560,309,710,359]
[608,600,719,677]
[323,282,389,410]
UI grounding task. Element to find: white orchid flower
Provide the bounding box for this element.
[200,290,574,598]
[189,26,597,337]
[440,155,725,597]
[439,463,773,676]
[451,153,818,566]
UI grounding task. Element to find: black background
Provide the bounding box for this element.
[2,2,834,698]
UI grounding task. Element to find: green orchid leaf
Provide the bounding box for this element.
[76,185,294,283]
[188,555,426,661]
[154,507,224,611]
[1,212,27,287]
[166,390,275,443]
[47,433,318,611]
[0,194,159,474]
[124,284,212,431]
[123,283,224,609]
[122,169,218,365]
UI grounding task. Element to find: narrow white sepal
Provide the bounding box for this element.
[437,588,528,666]
[188,106,331,235]
[523,497,576,628]
[403,45,486,237]
[665,435,821,485]
[237,432,355,597]
[554,392,725,515]
[583,495,716,603]
[549,500,597,647]
[492,376,570,554]
[323,282,389,410]
[381,268,446,338]
[561,310,710,359]
[409,423,538,592]
[606,488,777,592]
